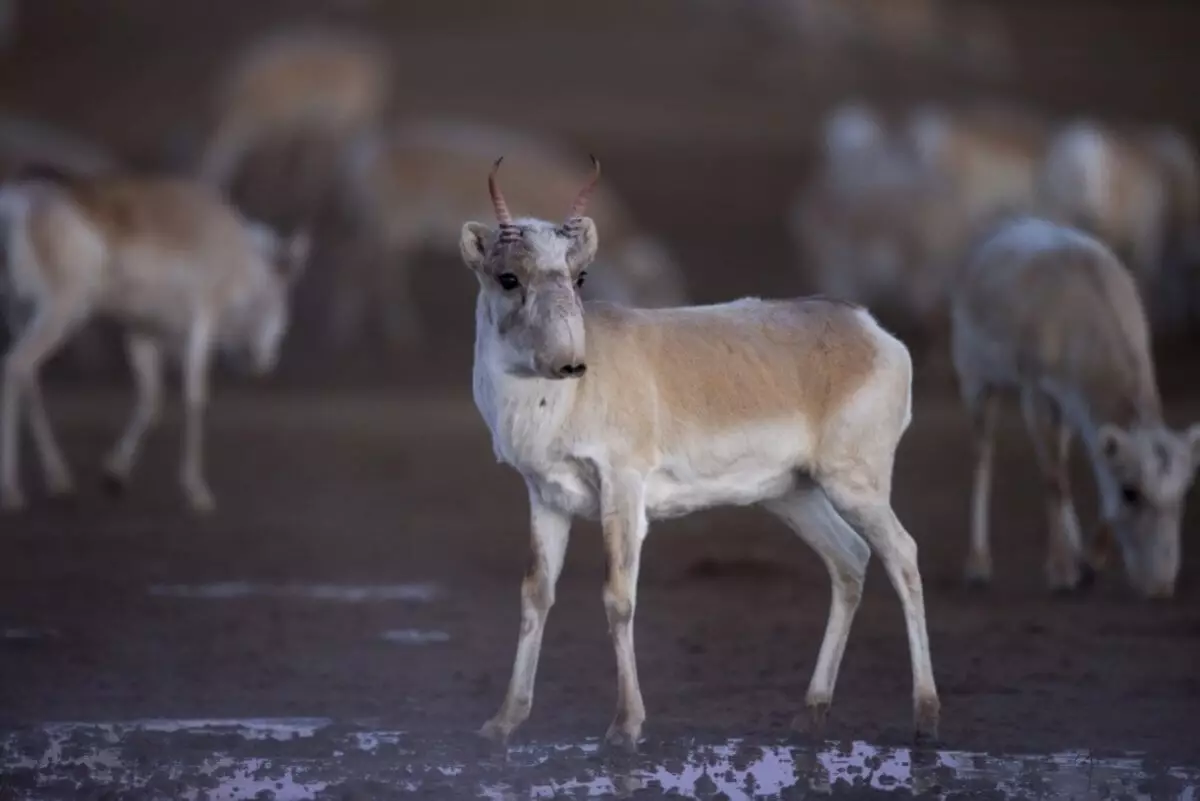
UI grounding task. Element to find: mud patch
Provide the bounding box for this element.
[2,719,1196,800]
[683,556,794,581]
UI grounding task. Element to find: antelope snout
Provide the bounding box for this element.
[552,362,588,379]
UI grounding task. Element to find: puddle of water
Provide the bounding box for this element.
[146,581,441,602]
[1,718,1196,800]
[380,628,451,644]
[1,627,59,641]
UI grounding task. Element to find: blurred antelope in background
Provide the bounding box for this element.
[792,101,1043,371]
[0,111,122,375]
[903,102,1051,228]
[195,27,392,225]
[952,217,1199,598]
[467,156,938,751]
[0,168,308,513]
[0,111,116,184]
[790,102,946,329]
[700,0,1012,87]
[1037,119,1200,335]
[335,119,689,349]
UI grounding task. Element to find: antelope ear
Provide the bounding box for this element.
[566,216,599,267]
[460,222,491,272]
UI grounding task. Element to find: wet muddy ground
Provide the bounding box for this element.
[0,390,1198,798]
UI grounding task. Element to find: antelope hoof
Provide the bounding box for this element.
[604,722,641,754]
[1047,561,1087,597]
[100,470,127,498]
[0,488,26,513]
[963,553,992,589]
[46,473,76,499]
[183,480,216,515]
[1076,561,1098,590]
[914,695,940,743]
[807,700,831,736]
[477,718,513,747]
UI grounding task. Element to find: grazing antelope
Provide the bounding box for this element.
[337,119,688,349]
[952,216,1199,598]
[464,158,939,751]
[0,169,309,513]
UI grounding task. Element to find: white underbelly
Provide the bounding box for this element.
[644,461,797,519]
[523,424,810,522]
[646,425,808,519]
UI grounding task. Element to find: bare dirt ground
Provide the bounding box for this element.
[1,1,1200,797]
[0,390,1197,798]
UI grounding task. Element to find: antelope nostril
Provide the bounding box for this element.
[556,363,587,378]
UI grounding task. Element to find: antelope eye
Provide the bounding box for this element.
[575,271,587,288]
[497,273,520,291]
[1121,484,1143,507]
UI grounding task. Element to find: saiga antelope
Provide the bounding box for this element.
[463,158,939,751]
[0,168,309,513]
[1037,119,1200,334]
[952,217,1199,597]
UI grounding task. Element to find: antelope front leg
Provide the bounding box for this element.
[179,320,215,513]
[965,392,998,586]
[1020,390,1085,592]
[479,487,571,745]
[102,335,163,494]
[600,469,649,752]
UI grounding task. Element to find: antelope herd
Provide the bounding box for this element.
[1,14,1200,752]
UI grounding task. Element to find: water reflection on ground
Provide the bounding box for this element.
[1,718,1196,800]
[146,581,442,602]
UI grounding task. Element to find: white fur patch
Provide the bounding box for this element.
[643,420,814,519]
[513,218,572,272]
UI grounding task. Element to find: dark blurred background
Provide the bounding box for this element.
[4,0,1200,392]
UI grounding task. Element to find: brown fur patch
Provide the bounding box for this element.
[580,298,879,445]
[63,178,232,250]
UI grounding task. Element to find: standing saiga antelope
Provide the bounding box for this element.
[463,158,939,751]
[0,167,309,513]
[952,216,1199,598]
